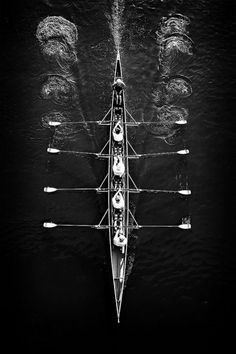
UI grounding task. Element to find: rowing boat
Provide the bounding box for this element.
[108,51,129,322]
[43,51,191,322]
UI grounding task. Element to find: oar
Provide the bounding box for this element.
[132,223,191,229]
[44,187,97,193]
[47,147,189,157]
[136,120,187,126]
[131,149,189,158]
[125,109,187,126]
[43,222,109,229]
[138,189,191,195]
[48,121,100,127]
[43,222,191,229]
[44,186,191,195]
[47,147,97,156]
[43,222,100,229]
[48,119,187,127]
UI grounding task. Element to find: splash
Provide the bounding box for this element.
[146,105,188,138]
[157,14,193,79]
[166,77,192,100]
[36,16,78,69]
[110,0,125,50]
[42,39,78,66]
[156,105,189,123]
[162,34,193,56]
[41,74,76,105]
[41,111,86,145]
[158,34,193,77]
[157,15,190,37]
[36,16,78,46]
[42,0,72,8]
[41,110,69,128]
[153,77,192,105]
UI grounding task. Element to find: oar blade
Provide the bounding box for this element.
[178,189,191,195]
[177,149,189,155]
[43,222,57,228]
[178,223,191,229]
[47,147,60,154]
[44,187,57,193]
[48,121,61,127]
[175,119,187,125]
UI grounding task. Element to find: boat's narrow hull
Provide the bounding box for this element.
[108,52,129,322]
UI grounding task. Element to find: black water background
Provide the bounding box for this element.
[0,0,235,352]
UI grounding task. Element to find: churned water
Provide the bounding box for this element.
[1,0,235,351]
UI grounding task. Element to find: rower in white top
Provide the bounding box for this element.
[112,155,125,177]
[112,189,125,209]
[112,121,124,142]
[113,228,127,248]
[113,214,127,249]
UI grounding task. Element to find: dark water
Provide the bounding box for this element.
[1,0,235,351]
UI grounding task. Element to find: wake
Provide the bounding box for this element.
[110,0,125,51]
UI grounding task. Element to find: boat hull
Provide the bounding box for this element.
[107,53,129,322]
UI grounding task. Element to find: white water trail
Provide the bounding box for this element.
[110,0,125,51]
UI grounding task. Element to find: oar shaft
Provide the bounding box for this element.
[139,189,177,193]
[49,121,100,126]
[59,150,97,155]
[56,188,96,192]
[140,152,176,157]
[56,224,96,228]
[132,225,178,229]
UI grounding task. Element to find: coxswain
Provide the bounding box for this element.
[112,189,125,209]
[112,155,125,177]
[112,78,125,92]
[112,121,123,142]
[113,79,125,106]
[113,228,127,248]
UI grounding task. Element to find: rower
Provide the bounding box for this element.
[113,228,127,248]
[114,146,123,155]
[114,112,121,122]
[113,175,123,189]
[113,213,118,230]
[114,107,122,116]
[112,189,125,209]
[112,121,123,142]
[112,155,125,177]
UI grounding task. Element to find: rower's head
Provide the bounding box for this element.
[119,233,125,241]
[115,78,124,86]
